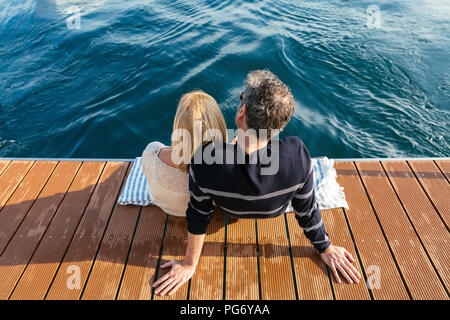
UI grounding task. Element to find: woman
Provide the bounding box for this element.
[142,90,227,216]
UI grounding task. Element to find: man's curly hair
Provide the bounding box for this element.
[242,69,295,138]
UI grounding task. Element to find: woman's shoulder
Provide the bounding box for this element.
[141,142,188,177]
[142,141,166,156]
[142,141,167,176]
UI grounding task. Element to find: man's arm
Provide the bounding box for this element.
[292,158,361,284]
[153,165,214,296]
[292,161,330,253]
[152,232,205,296]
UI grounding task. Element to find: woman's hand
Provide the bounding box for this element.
[320,245,361,284]
[152,260,196,296]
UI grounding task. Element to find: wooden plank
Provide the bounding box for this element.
[189,211,226,300]
[0,161,57,254]
[81,165,140,300]
[408,160,450,228]
[356,161,447,299]
[434,160,450,182]
[285,212,333,300]
[0,160,34,211]
[382,160,450,293]
[153,215,189,300]
[117,206,167,300]
[45,161,129,300]
[225,217,259,300]
[0,161,81,300]
[0,160,11,176]
[335,161,410,300]
[321,208,371,300]
[257,214,296,300]
[9,161,106,300]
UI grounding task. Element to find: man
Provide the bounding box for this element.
[153,70,361,296]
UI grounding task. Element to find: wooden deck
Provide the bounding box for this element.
[0,158,448,300]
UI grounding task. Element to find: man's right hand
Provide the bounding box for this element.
[152,232,205,296]
[320,245,361,284]
[152,260,196,296]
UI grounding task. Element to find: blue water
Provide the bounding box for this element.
[0,0,449,159]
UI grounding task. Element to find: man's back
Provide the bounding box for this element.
[186,136,330,254]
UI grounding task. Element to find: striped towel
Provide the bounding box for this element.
[286,157,349,211]
[118,156,349,210]
[117,157,151,205]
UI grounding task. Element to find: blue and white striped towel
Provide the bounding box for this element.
[118,156,349,210]
[286,157,349,210]
[117,157,151,205]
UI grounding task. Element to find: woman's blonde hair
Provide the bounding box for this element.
[171,90,227,173]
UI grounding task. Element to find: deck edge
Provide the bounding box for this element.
[1,157,449,162]
[0,157,135,162]
[333,157,450,162]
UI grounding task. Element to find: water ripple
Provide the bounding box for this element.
[0,0,448,158]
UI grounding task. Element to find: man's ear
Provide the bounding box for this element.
[238,103,247,120]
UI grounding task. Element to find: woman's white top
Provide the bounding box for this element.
[141,141,189,216]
